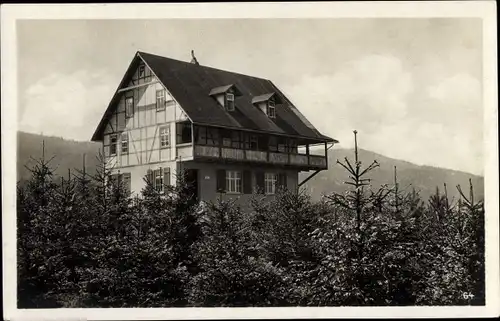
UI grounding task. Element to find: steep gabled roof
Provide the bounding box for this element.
[92,51,337,143]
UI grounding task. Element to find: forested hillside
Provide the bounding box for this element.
[301,148,484,202]
[17,131,101,182]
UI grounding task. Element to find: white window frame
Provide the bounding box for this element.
[125,96,134,118]
[160,126,170,148]
[267,100,276,118]
[226,93,235,111]
[156,89,166,111]
[121,132,129,154]
[226,170,242,194]
[110,134,118,156]
[265,172,277,195]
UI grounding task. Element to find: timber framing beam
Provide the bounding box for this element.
[117,80,159,93]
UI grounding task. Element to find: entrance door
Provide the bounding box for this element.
[184,169,199,200]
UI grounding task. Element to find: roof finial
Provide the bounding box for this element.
[190,49,199,65]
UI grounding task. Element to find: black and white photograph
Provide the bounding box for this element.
[2,2,498,320]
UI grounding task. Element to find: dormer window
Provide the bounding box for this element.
[225,93,235,111]
[209,84,242,111]
[267,100,276,118]
[252,92,282,119]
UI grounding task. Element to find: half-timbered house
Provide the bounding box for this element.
[91,51,337,202]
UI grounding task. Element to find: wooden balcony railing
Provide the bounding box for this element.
[194,145,327,169]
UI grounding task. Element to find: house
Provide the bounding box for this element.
[91,51,337,202]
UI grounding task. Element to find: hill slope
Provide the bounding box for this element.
[300,148,484,202]
[17,131,102,182]
[16,132,484,202]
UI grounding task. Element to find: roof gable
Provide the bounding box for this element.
[252,92,283,104]
[208,84,242,97]
[91,53,142,141]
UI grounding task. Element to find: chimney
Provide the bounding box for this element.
[190,50,199,65]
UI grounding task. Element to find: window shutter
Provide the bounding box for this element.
[110,174,116,185]
[146,169,153,185]
[278,172,288,189]
[124,173,131,194]
[243,170,252,194]
[159,167,163,191]
[164,167,170,189]
[116,174,123,190]
[216,169,226,193]
[255,171,265,193]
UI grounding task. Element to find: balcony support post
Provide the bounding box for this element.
[306,143,310,165]
[324,142,328,168]
[218,128,222,160]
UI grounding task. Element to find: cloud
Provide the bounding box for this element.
[19,70,116,141]
[427,73,482,118]
[283,54,413,146]
[423,73,483,174]
[282,55,483,175]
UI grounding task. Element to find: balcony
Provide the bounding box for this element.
[193,145,327,170]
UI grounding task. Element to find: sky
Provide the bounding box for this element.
[17,18,483,175]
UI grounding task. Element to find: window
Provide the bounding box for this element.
[231,131,242,149]
[147,167,170,193]
[154,168,164,193]
[123,173,131,194]
[160,126,170,148]
[138,65,145,78]
[278,137,286,153]
[156,89,166,111]
[265,172,277,195]
[287,139,298,153]
[176,122,192,144]
[110,134,118,156]
[221,129,232,147]
[250,135,258,150]
[226,93,235,111]
[109,172,131,194]
[121,132,128,154]
[208,128,219,146]
[196,126,207,145]
[267,100,276,118]
[226,170,242,193]
[268,136,278,152]
[125,97,134,118]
